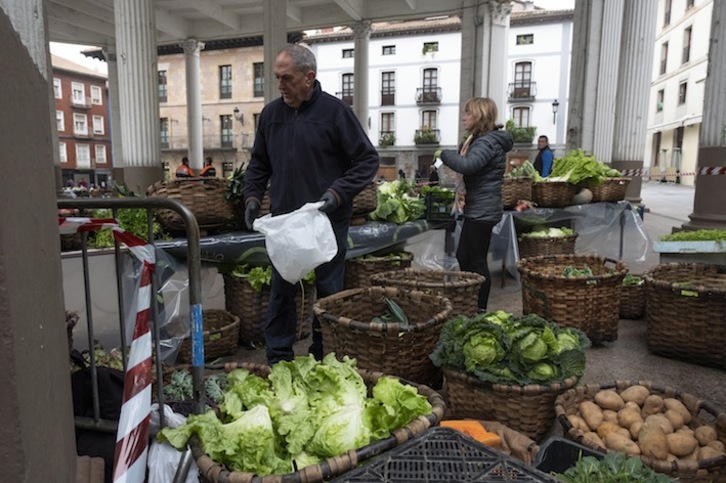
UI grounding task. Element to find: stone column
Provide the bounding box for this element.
[684,0,726,230]
[352,20,371,131]
[103,46,125,186]
[115,0,162,193]
[263,0,288,104]
[483,0,512,118]
[611,0,657,202]
[181,40,205,172]
[458,0,482,109]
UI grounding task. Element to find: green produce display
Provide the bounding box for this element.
[562,264,594,278]
[660,228,726,242]
[622,273,644,287]
[220,264,315,291]
[506,160,542,182]
[548,149,621,186]
[371,297,410,327]
[89,208,169,248]
[521,227,574,238]
[370,180,426,224]
[554,452,671,483]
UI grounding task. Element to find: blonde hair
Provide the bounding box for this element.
[464,97,498,134]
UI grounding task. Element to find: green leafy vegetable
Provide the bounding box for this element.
[555,451,672,482]
[220,264,315,291]
[521,227,574,238]
[506,160,542,182]
[660,229,726,242]
[89,208,170,248]
[370,180,426,224]
[547,149,620,186]
[562,264,594,277]
[622,274,644,287]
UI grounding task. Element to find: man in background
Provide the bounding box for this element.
[175,157,195,178]
[199,157,217,177]
[534,135,553,177]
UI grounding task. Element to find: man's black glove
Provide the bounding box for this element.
[244,200,260,230]
[318,191,339,214]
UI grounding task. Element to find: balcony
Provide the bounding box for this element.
[71,96,93,109]
[414,128,440,145]
[336,92,354,106]
[381,90,395,106]
[508,82,537,101]
[160,134,251,151]
[379,131,396,147]
[415,87,441,105]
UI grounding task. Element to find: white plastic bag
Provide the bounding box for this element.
[147,404,199,483]
[253,202,338,284]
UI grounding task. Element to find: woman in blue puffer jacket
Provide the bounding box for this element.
[438,97,513,311]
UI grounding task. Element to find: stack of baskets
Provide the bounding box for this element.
[532,181,577,208]
[589,177,631,203]
[517,254,628,343]
[644,263,726,369]
[176,309,240,363]
[343,251,413,290]
[620,274,646,319]
[313,286,452,387]
[223,273,315,344]
[369,268,485,317]
[518,231,578,260]
[147,178,236,232]
[502,176,532,210]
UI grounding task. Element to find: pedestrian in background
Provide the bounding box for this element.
[243,43,379,365]
[534,135,554,177]
[434,97,513,312]
[175,157,195,178]
[199,156,217,177]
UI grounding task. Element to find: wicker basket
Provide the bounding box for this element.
[313,286,453,387]
[177,310,240,363]
[352,181,377,216]
[532,181,578,208]
[147,178,236,232]
[444,368,579,441]
[620,278,645,319]
[502,176,533,209]
[344,252,414,290]
[222,274,314,344]
[369,269,485,317]
[518,233,578,259]
[644,263,726,369]
[555,380,726,482]
[517,254,628,343]
[190,362,446,483]
[589,177,631,203]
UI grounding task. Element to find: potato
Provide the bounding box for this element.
[597,421,630,440]
[617,407,644,429]
[604,432,641,455]
[666,432,699,457]
[642,394,665,417]
[666,453,679,462]
[603,409,619,424]
[568,414,589,433]
[580,400,604,431]
[624,401,640,411]
[676,426,695,437]
[595,390,626,411]
[582,431,605,449]
[698,446,725,460]
[707,440,726,452]
[620,385,650,406]
[664,409,685,430]
[630,421,644,439]
[663,398,692,424]
[639,421,670,460]
[694,425,718,446]
[645,414,674,434]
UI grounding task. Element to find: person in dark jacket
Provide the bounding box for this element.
[243,43,380,364]
[175,157,195,178]
[534,135,554,177]
[199,156,216,177]
[437,97,513,312]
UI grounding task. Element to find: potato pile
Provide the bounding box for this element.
[567,385,726,463]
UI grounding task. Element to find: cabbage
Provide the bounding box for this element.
[463,334,506,371]
[307,402,370,458]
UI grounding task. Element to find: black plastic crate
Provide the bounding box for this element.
[425,191,454,222]
[331,427,558,482]
[534,436,604,476]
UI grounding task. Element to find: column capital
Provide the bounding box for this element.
[180,39,205,55]
[102,46,117,62]
[488,0,512,26]
[351,20,372,39]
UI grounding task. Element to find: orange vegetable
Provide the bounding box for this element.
[441,420,502,446]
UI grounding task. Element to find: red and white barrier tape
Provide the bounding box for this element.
[620,166,726,177]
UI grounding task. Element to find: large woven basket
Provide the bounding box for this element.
[444,367,579,441]
[190,362,446,483]
[370,268,485,317]
[518,233,578,259]
[532,181,577,208]
[344,252,414,290]
[644,263,726,369]
[620,279,645,319]
[147,178,236,232]
[502,176,533,209]
[177,309,240,363]
[555,380,726,482]
[589,177,631,203]
[223,274,314,344]
[313,286,453,387]
[517,254,628,343]
[352,181,377,216]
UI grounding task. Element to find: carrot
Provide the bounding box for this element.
[441,420,502,446]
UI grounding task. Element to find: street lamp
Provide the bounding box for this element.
[233,107,244,124]
[552,99,560,124]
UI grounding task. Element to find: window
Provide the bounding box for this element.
[253,113,260,131]
[53,78,62,99]
[253,63,264,97]
[660,42,668,75]
[678,81,687,104]
[95,145,107,164]
[158,70,168,102]
[342,49,354,58]
[380,112,395,146]
[341,73,354,105]
[516,34,534,45]
[76,144,91,169]
[219,65,232,99]
[513,62,533,98]
[664,0,671,26]
[220,115,233,148]
[56,111,65,132]
[656,89,664,112]
[59,142,67,163]
[682,27,692,64]
[73,113,88,135]
[512,106,530,127]
[422,68,438,92]
[382,45,395,55]
[422,42,438,54]
[421,110,437,130]
[160,118,169,149]
[381,71,395,106]
[686,0,694,11]
[72,82,85,106]
[92,115,104,134]
[90,86,102,105]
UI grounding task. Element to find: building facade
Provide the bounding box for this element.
[644,0,711,186]
[52,55,112,189]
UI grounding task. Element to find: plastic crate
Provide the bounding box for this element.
[331,427,558,482]
[534,436,604,476]
[425,191,454,221]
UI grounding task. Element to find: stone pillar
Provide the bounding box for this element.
[684,0,726,230]
[352,20,371,131]
[483,1,511,118]
[263,0,288,104]
[458,0,482,107]
[181,40,205,172]
[115,0,162,194]
[611,0,657,202]
[103,46,125,186]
